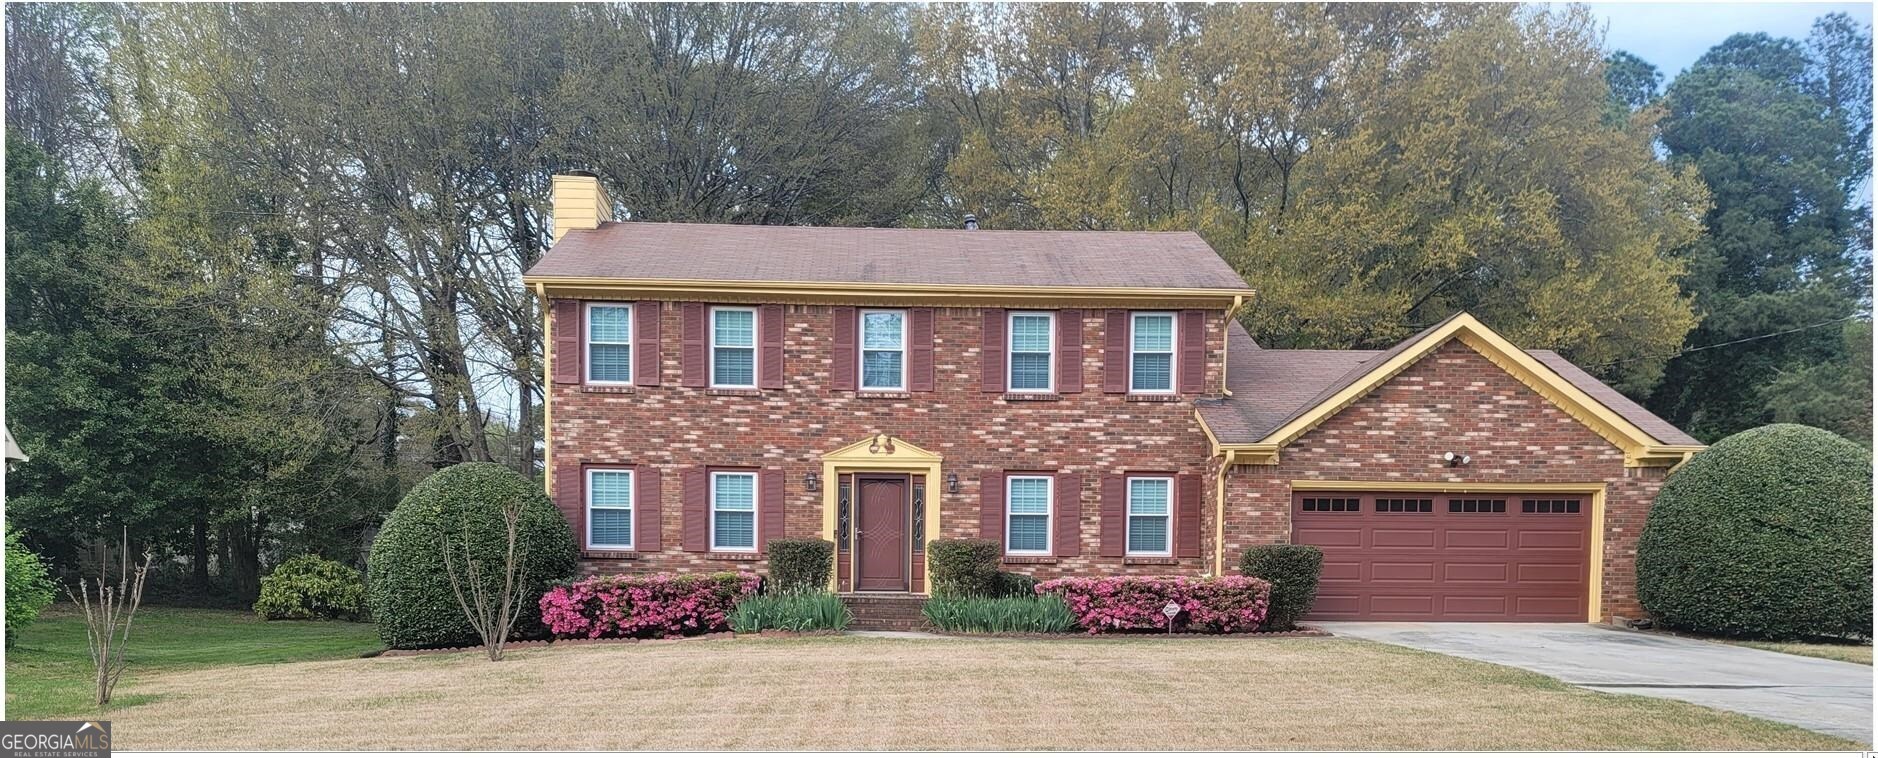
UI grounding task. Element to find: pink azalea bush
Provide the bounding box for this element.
[538,572,761,639]
[1036,575,1272,633]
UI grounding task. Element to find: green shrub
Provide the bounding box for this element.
[923,595,1077,634]
[1636,424,1872,640]
[254,555,367,621]
[927,538,1000,597]
[766,538,834,593]
[367,462,578,649]
[5,530,55,648]
[993,571,1038,598]
[730,591,852,633]
[1240,544,1323,631]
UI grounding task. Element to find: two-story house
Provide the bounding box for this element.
[523,174,1703,625]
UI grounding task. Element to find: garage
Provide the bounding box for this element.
[1294,490,1592,622]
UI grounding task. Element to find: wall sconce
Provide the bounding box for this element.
[1444,451,1472,468]
[945,473,960,494]
[803,471,820,493]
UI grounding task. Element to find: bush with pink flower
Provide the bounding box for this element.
[538,572,761,639]
[1036,575,1272,633]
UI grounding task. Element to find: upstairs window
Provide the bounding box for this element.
[711,472,758,551]
[711,307,757,388]
[1126,476,1173,555]
[586,469,633,549]
[586,303,632,384]
[1008,312,1054,392]
[1130,312,1175,393]
[860,310,906,391]
[1005,475,1053,554]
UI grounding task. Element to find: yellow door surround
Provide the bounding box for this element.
[820,434,943,593]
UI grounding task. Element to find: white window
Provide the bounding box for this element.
[1005,476,1053,554]
[586,303,633,384]
[1008,312,1054,392]
[710,307,757,388]
[710,471,758,552]
[1130,312,1175,393]
[860,309,906,391]
[586,469,634,549]
[1125,476,1172,555]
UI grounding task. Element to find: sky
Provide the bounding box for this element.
[1581,2,1873,76]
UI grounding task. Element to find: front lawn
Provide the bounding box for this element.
[1730,640,1872,665]
[5,605,382,720]
[87,635,1859,750]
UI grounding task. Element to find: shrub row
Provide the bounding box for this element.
[730,591,852,633]
[539,572,761,639]
[1038,575,1272,633]
[923,594,1077,634]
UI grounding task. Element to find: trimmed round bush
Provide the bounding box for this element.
[6,530,55,648]
[926,538,1000,597]
[766,538,834,593]
[254,555,366,620]
[368,463,578,649]
[1240,544,1323,631]
[1636,424,1871,640]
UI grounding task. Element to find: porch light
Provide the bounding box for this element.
[945,472,959,494]
[803,471,820,493]
[1444,451,1472,468]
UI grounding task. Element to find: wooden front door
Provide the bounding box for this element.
[855,475,910,592]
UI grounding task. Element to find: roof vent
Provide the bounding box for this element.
[963,214,979,231]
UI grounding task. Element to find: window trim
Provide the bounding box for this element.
[709,470,760,553]
[858,308,908,391]
[1004,474,1054,556]
[1128,311,1177,394]
[1007,311,1056,393]
[708,305,759,389]
[584,302,634,386]
[1124,475,1174,557]
[585,467,634,551]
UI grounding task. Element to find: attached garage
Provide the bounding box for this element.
[1293,489,1594,622]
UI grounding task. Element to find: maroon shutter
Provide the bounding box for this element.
[1057,309,1083,394]
[1176,472,1202,558]
[634,303,661,386]
[760,469,786,551]
[979,471,1004,545]
[682,468,708,552]
[1099,474,1126,557]
[556,463,584,550]
[981,309,1006,393]
[553,301,581,384]
[681,303,707,388]
[636,466,662,552]
[1179,310,1205,393]
[760,304,785,389]
[831,306,857,390]
[1103,310,1128,394]
[1054,472,1082,557]
[909,308,936,392]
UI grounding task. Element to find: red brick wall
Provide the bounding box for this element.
[1220,339,1668,621]
[550,301,1227,586]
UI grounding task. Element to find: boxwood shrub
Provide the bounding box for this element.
[254,555,366,621]
[1636,424,1872,640]
[1239,544,1323,631]
[766,538,834,593]
[367,463,578,649]
[927,538,1000,597]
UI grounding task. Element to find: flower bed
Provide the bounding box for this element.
[1037,575,1272,634]
[538,572,761,639]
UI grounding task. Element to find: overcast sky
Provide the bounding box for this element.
[1581,2,1873,77]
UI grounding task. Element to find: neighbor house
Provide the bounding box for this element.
[523,174,1703,625]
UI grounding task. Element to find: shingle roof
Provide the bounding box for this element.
[1529,350,1702,445]
[525,221,1253,291]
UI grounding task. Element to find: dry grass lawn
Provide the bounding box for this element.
[88,636,1858,751]
[1730,640,1873,665]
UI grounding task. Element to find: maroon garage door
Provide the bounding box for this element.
[1293,491,1591,622]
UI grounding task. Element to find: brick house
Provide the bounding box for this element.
[524,174,1704,624]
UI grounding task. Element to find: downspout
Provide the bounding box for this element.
[1669,449,1696,474]
[536,282,552,495]
[1213,447,1236,576]
[1220,294,1246,397]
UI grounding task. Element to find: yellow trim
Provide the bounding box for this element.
[526,277,1251,309]
[819,435,943,593]
[1212,448,1236,576]
[1291,480,1608,623]
[537,282,553,496]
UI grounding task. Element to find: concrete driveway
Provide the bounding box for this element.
[1319,622,1872,744]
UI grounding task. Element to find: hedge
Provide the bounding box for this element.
[367,463,578,649]
[1636,424,1872,640]
[254,555,366,621]
[766,538,834,593]
[541,572,761,638]
[1038,575,1272,633]
[1240,545,1323,631]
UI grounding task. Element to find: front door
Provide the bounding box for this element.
[855,475,910,592]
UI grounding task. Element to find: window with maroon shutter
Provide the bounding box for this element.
[1054,472,1082,557]
[1176,472,1202,558]
[909,308,935,392]
[635,466,662,552]
[759,304,785,389]
[760,469,786,550]
[1098,474,1125,557]
[554,463,582,547]
[585,467,635,550]
[978,472,1004,543]
[681,303,707,387]
[1179,310,1205,393]
[1057,309,1083,394]
[1102,310,1128,393]
[831,306,857,390]
[634,302,661,386]
[552,301,581,384]
[681,468,708,552]
[981,309,1006,393]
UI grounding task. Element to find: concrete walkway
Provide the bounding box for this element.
[1318,622,1872,744]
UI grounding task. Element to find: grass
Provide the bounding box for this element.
[5,604,382,720]
[70,635,1862,750]
[1728,640,1872,665]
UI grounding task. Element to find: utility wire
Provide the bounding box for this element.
[1586,314,1865,370]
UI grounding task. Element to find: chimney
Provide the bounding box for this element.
[550,173,615,244]
[963,213,979,230]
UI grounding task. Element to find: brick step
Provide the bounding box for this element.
[839,593,930,631]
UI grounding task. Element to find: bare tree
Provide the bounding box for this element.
[64,529,152,705]
[438,499,529,661]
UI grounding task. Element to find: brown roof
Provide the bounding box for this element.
[1199,321,1701,447]
[525,221,1252,291]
